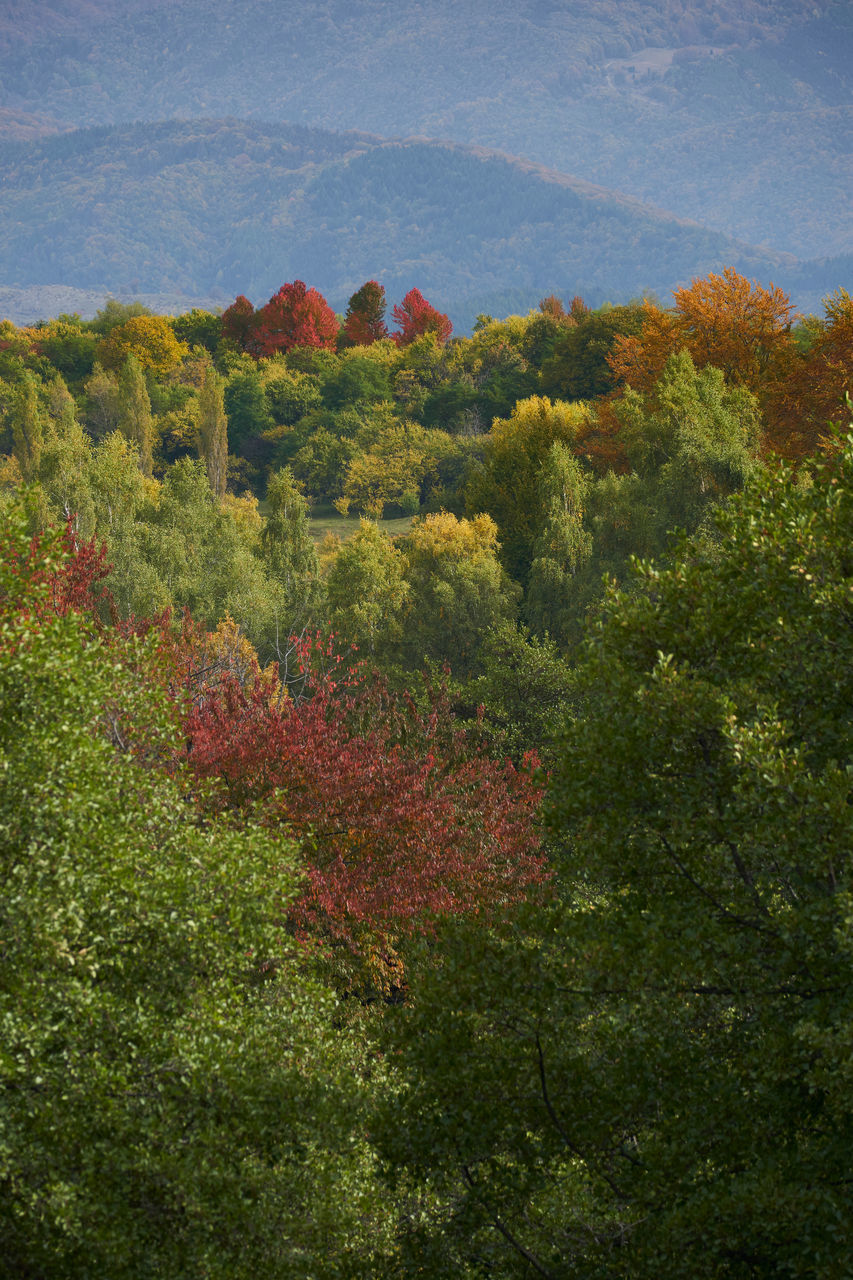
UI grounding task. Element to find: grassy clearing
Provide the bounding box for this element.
[307,503,414,544]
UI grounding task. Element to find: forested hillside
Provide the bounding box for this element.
[1,0,850,258]
[2,265,852,1275]
[0,118,810,328]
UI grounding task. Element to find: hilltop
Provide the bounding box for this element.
[0,118,806,328]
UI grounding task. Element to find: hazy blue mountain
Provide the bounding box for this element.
[0,0,849,260]
[0,118,816,330]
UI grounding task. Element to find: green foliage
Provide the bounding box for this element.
[263,367,322,426]
[196,363,228,497]
[223,368,274,456]
[325,519,410,658]
[0,508,393,1277]
[540,303,646,401]
[260,467,323,629]
[526,442,593,644]
[400,512,520,675]
[467,620,575,764]
[614,349,760,544]
[171,306,223,354]
[383,432,853,1276]
[11,371,43,481]
[117,355,153,477]
[33,319,98,387]
[466,395,592,588]
[320,353,392,410]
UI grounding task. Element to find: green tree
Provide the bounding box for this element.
[0,508,393,1278]
[196,362,228,497]
[11,371,43,481]
[400,512,520,674]
[382,432,853,1277]
[614,349,760,545]
[540,303,646,401]
[224,368,274,456]
[82,362,122,438]
[466,396,592,588]
[117,355,154,477]
[526,441,593,644]
[260,467,322,633]
[325,519,410,658]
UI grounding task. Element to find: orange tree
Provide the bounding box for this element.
[608,268,796,402]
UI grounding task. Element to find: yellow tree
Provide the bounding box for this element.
[401,512,520,673]
[98,315,189,377]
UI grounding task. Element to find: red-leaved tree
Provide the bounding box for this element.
[251,280,339,357]
[392,288,452,346]
[181,636,546,990]
[221,294,258,352]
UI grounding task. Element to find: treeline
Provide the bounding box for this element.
[1,268,850,670]
[2,267,853,1275]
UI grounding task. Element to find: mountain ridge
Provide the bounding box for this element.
[0,116,817,330]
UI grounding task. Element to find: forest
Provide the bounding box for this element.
[1,267,853,1276]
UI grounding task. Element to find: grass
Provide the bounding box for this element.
[307,503,414,544]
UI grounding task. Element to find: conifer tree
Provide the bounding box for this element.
[196,362,228,497]
[117,354,153,476]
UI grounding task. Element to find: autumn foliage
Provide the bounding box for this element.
[222,281,339,356]
[392,287,452,346]
[30,527,545,991]
[342,280,389,346]
[181,636,546,972]
[608,268,795,396]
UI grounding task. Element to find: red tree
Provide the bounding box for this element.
[251,280,339,357]
[342,280,389,346]
[392,288,452,346]
[221,294,257,352]
[181,637,546,988]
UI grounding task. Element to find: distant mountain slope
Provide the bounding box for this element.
[0,118,806,329]
[0,1,849,259]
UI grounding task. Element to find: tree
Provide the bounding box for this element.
[383,428,853,1277]
[223,367,274,457]
[765,287,853,459]
[172,306,223,354]
[252,281,339,357]
[82,361,122,438]
[182,637,545,995]
[613,349,760,544]
[465,395,592,588]
[325,519,410,657]
[540,303,646,401]
[260,466,322,633]
[400,512,521,674]
[525,441,593,644]
[97,314,189,377]
[196,362,228,497]
[608,269,795,400]
[672,267,794,390]
[342,280,389,346]
[117,354,154,476]
[0,508,395,1278]
[392,288,452,347]
[10,370,43,480]
[221,293,257,352]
